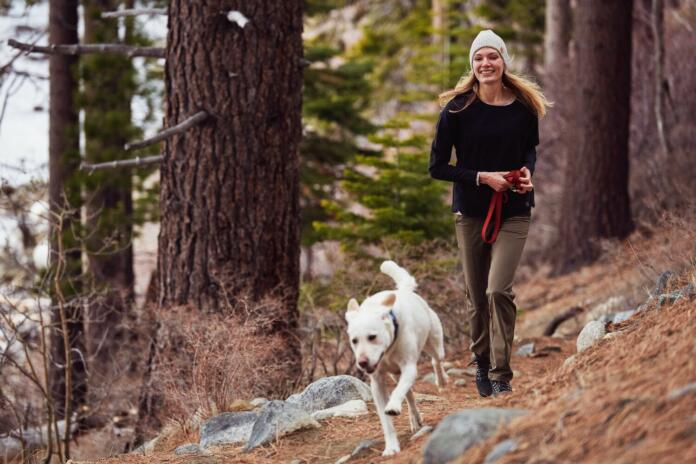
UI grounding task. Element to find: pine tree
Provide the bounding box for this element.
[316,116,451,254]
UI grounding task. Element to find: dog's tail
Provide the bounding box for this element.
[380,260,417,292]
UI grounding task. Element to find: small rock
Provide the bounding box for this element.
[464,367,477,377]
[311,400,368,421]
[442,361,454,369]
[576,320,606,353]
[250,397,268,408]
[286,375,372,414]
[658,291,683,307]
[290,460,303,464]
[515,342,535,357]
[415,393,443,403]
[446,368,466,376]
[653,270,674,296]
[200,411,257,448]
[603,332,620,340]
[423,408,528,464]
[421,372,437,383]
[667,381,696,400]
[131,436,158,455]
[174,443,201,455]
[611,309,635,324]
[350,438,382,457]
[244,400,320,451]
[454,379,467,387]
[410,425,434,441]
[335,439,383,462]
[563,355,576,368]
[484,438,518,464]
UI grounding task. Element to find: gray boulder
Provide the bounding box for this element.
[200,411,257,448]
[576,320,606,353]
[174,443,202,455]
[484,438,518,464]
[286,375,371,414]
[244,400,319,451]
[515,342,535,357]
[423,408,527,464]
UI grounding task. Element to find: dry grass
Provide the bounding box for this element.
[149,302,297,429]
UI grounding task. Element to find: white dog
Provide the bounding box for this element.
[345,260,448,456]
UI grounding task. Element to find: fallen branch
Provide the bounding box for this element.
[80,155,162,173]
[125,110,209,151]
[102,8,167,18]
[542,305,584,336]
[8,39,164,59]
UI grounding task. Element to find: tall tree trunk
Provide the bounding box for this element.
[48,0,87,420]
[157,0,303,377]
[554,0,635,273]
[82,0,135,390]
[537,0,572,249]
[544,0,571,73]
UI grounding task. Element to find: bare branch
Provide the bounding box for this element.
[542,305,584,336]
[7,39,164,59]
[80,155,162,173]
[101,8,167,18]
[125,110,209,151]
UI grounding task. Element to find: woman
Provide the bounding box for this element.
[429,30,549,397]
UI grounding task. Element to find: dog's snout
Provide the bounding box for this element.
[358,357,369,369]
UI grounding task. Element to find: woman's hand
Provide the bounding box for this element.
[515,167,533,194]
[480,172,512,192]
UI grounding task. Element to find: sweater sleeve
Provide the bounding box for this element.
[523,113,539,175]
[524,147,537,175]
[428,107,478,186]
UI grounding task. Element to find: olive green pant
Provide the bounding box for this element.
[455,213,530,382]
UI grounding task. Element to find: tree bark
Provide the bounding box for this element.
[157,0,303,373]
[48,0,87,420]
[82,0,135,388]
[554,0,635,273]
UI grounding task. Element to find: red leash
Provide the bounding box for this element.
[481,170,523,244]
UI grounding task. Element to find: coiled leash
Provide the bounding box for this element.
[481,169,523,244]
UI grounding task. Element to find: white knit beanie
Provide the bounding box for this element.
[469,30,511,69]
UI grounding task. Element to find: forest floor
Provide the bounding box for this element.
[68,221,696,464]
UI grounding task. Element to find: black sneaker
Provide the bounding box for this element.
[471,354,493,397]
[491,380,513,396]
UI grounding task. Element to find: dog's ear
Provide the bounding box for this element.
[381,293,396,307]
[345,298,360,322]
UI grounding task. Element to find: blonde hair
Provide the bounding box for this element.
[438,69,551,118]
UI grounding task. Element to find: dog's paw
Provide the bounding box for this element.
[384,400,402,416]
[382,447,400,457]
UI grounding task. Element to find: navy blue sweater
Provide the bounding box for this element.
[429,93,539,218]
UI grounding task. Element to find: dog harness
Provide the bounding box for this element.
[481,169,523,244]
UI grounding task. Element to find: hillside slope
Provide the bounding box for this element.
[68,225,696,464]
